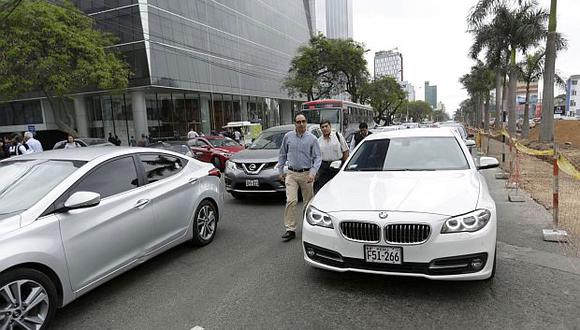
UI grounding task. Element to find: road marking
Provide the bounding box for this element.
[497,241,580,275]
[191,326,204,330]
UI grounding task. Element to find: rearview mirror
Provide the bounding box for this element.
[330,160,342,170]
[477,157,499,170]
[64,191,101,210]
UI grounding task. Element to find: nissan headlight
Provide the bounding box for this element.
[441,209,491,233]
[225,160,237,172]
[305,205,334,229]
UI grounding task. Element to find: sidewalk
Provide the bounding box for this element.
[482,165,580,275]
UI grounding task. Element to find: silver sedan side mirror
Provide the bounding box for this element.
[64,191,101,210]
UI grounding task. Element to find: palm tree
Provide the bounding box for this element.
[540,0,557,142]
[468,1,548,136]
[517,49,544,138]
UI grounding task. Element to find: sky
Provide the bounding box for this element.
[351,0,580,116]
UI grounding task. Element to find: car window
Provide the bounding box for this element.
[248,131,287,149]
[73,157,139,198]
[0,160,85,218]
[189,139,208,147]
[210,138,239,147]
[345,137,469,171]
[139,154,185,184]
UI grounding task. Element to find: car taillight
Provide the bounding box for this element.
[208,168,221,178]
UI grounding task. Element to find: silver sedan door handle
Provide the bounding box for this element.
[134,199,150,209]
[188,177,199,185]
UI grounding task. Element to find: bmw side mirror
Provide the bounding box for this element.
[63,191,101,211]
[477,157,499,170]
[329,160,342,170]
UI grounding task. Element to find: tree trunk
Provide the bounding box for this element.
[484,93,490,132]
[540,0,557,142]
[495,72,503,129]
[522,83,531,138]
[479,96,485,129]
[508,68,518,136]
[501,75,509,129]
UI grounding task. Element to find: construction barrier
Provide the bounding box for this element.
[477,129,580,255]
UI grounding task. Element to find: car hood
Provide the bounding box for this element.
[313,171,480,216]
[0,214,22,237]
[228,149,279,163]
[216,146,244,153]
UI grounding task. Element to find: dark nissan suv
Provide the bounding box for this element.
[223,124,321,199]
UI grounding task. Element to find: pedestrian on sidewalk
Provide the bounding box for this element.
[8,134,27,157]
[23,131,43,153]
[314,120,349,193]
[64,135,80,149]
[278,113,321,242]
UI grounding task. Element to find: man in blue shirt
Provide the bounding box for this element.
[278,113,322,241]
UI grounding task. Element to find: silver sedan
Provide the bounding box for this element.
[0,147,224,329]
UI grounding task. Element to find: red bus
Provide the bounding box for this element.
[300,99,374,135]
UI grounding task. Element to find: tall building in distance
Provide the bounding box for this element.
[325,0,353,39]
[402,82,415,101]
[0,0,314,145]
[424,81,438,109]
[374,49,403,81]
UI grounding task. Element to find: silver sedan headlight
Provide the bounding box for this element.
[305,205,334,229]
[441,209,491,233]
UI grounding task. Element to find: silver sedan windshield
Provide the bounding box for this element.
[345,137,470,171]
[0,160,85,216]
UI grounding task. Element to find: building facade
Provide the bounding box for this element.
[0,0,314,146]
[374,49,403,81]
[566,75,580,117]
[401,81,415,101]
[325,0,353,39]
[424,81,437,109]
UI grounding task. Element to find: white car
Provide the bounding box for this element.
[302,128,499,281]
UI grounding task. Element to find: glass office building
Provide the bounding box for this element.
[0,0,314,145]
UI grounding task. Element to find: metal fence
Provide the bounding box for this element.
[478,130,580,256]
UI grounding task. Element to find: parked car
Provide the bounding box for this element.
[224,124,322,199]
[302,128,499,281]
[53,137,114,149]
[188,136,245,170]
[0,147,223,328]
[148,140,194,157]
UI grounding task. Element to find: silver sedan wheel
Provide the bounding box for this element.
[0,280,49,330]
[196,204,216,241]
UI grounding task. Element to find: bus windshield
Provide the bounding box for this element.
[302,108,340,126]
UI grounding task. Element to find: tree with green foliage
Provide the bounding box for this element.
[406,101,432,123]
[284,34,369,103]
[517,49,544,138]
[432,109,450,122]
[0,0,130,134]
[364,76,406,126]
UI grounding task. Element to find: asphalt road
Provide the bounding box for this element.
[52,171,580,330]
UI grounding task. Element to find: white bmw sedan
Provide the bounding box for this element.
[0,147,223,328]
[302,128,499,281]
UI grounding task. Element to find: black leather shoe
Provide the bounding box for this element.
[281,231,296,241]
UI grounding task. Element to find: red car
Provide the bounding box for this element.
[189,136,244,170]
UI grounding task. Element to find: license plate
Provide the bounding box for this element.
[245,179,259,187]
[364,245,402,264]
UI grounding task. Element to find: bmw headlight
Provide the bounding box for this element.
[305,205,334,229]
[225,160,237,172]
[441,209,491,233]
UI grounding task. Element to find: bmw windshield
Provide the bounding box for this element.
[0,160,85,218]
[345,137,470,171]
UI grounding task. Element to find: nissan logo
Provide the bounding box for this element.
[378,211,388,219]
[248,163,257,171]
